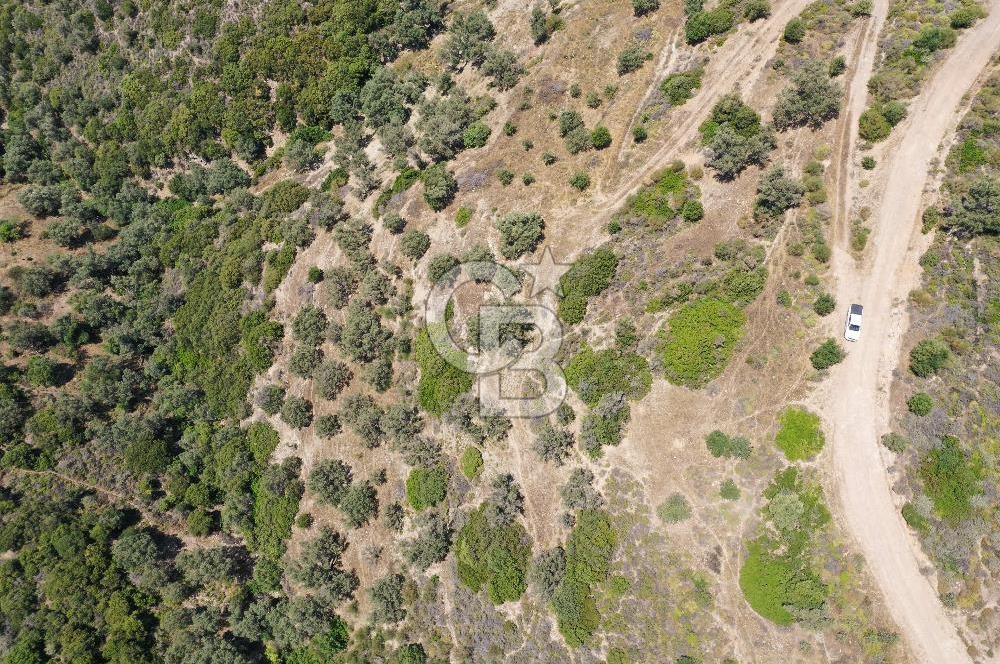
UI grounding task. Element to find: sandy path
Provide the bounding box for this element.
[818,6,1000,663]
[831,0,888,245]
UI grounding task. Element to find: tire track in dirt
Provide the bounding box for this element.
[817,6,1000,662]
[580,0,813,227]
[830,0,888,244]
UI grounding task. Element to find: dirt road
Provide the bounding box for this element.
[820,6,1000,663]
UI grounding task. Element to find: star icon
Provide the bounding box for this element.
[522,245,571,300]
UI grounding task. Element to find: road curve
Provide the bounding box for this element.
[821,5,1000,663]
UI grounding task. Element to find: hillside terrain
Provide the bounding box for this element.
[0,0,996,663]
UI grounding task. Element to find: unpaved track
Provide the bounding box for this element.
[595,0,810,207]
[820,6,1000,663]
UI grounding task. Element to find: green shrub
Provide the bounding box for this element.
[744,0,771,20]
[909,339,949,377]
[782,18,805,43]
[685,8,735,44]
[661,69,703,106]
[496,211,544,259]
[858,107,891,142]
[810,338,844,370]
[406,466,449,510]
[462,122,491,148]
[422,164,457,211]
[456,505,531,604]
[658,298,745,388]
[907,392,933,416]
[812,293,835,316]
[861,155,876,170]
[552,509,616,646]
[564,345,652,407]
[570,173,591,190]
[559,248,618,324]
[705,430,752,459]
[920,435,981,522]
[617,43,650,75]
[414,327,474,415]
[590,126,612,150]
[461,446,483,479]
[950,5,983,28]
[880,432,908,453]
[739,468,830,626]
[901,502,929,533]
[774,407,824,461]
[720,479,740,500]
[656,493,691,523]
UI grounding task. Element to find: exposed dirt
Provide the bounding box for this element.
[817,4,1000,662]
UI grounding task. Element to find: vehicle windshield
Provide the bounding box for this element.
[849,324,860,331]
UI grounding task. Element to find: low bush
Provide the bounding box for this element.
[456,505,531,604]
[414,327,474,415]
[810,338,844,370]
[909,339,949,377]
[812,293,835,316]
[564,345,652,407]
[656,493,692,523]
[559,248,618,324]
[907,392,933,416]
[685,8,735,44]
[739,468,830,626]
[658,298,745,387]
[460,446,483,479]
[705,430,752,459]
[551,509,616,645]
[660,68,703,106]
[920,435,981,523]
[406,465,449,510]
[774,407,824,461]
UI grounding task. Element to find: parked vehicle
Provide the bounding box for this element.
[844,304,863,342]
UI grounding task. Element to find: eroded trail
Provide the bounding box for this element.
[819,5,1000,662]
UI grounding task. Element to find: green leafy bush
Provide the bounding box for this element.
[456,505,531,604]
[705,430,752,459]
[496,211,544,259]
[569,173,591,190]
[810,338,844,370]
[920,435,981,523]
[812,293,835,316]
[782,17,805,43]
[907,392,933,416]
[559,248,618,324]
[858,106,892,142]
[909,339,949,377]
[564,345,652,407]
[590,126,612,150]
[551,509,616,646]
[406,466,449,510]
[414,327,474,415]
[656,493,692,523]
[685,8,735,44]
[422,164,458,211]
[720,479,741,500]
[661,69,703,106]
[739,468,830,625]
[774,407,824,461]
[461,446,483,479]
[658,298,745,387]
